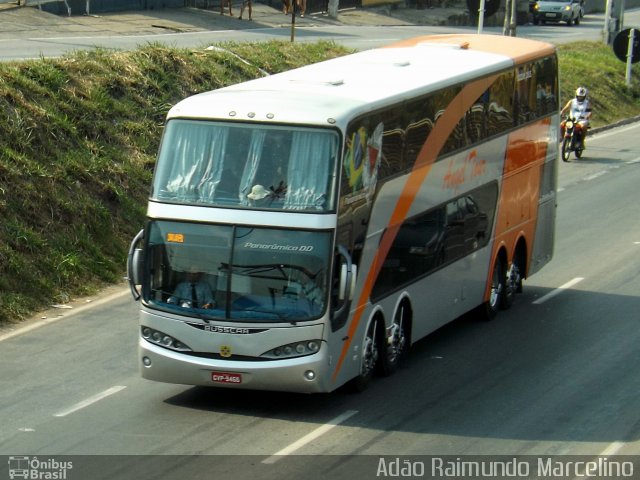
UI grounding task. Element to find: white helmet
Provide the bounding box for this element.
[575,87,587,101]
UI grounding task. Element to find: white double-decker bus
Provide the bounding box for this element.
[128,34,559,393]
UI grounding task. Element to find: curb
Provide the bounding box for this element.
[590,115,640,135]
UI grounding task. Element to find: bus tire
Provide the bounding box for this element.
[349,318,380,392]
[379,303,410,376]
[482,256,505,320]
[503,252,523,309]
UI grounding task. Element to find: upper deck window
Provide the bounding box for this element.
[151,120,339,212]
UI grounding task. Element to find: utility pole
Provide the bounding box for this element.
[604,0,626,44]
[625,28,635,87]
[502,0,517,36]
[603,0,614,44]
[328,0,339,18]
[502,0,509,35]
[290,6,296,42]
[477,0,486,33]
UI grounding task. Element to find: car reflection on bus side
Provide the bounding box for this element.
[383,194,489,285]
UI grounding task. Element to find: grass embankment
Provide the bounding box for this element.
[558,42,640,126]
[0,41,348,324]
[0,40,638,325]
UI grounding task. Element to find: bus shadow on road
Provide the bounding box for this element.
[164,285,640,447]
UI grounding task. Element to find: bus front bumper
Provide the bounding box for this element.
[139,339,334,393]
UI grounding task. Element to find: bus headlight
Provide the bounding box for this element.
[141,326,192,352]
[261,340,322,359]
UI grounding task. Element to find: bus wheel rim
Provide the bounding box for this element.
[490,265,502,307]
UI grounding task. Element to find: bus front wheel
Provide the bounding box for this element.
[350,318,379,392]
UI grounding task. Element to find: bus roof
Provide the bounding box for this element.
[167,34,556,128]
[384,34,556,65]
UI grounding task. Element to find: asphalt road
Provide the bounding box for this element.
[1,8,640,59]
[1,122,639,479]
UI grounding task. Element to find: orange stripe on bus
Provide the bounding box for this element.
[332,74,499,384]
[483,117,551,302]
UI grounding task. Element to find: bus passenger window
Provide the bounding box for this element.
[466,93,488,144]
[487,71,515,137]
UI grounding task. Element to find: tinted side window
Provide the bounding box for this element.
[373,182,498,300]
[487,70,515,137]
[534,56,558,116]
[466,92,488,144]
[404,95,436,167]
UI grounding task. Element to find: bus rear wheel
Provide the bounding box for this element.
[379,304,410,376]
[503,251,524,309]
[482,256,505,320]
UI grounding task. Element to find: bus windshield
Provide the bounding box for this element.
[151,120,340,212]
[144,221,330,322]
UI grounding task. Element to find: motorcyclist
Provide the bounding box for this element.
[560,86,592,148]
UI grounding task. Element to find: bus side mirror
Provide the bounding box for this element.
[339,262,357,301]
[333,244,357,327]
[131,248,143,285]
[127,229,145,301]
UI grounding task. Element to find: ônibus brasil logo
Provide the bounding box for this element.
[7,456,72,480]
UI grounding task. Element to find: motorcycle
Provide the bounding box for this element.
[560,116,585,162]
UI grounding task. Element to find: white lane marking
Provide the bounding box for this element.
[533,277,584,305]
[573,442,627,480]
[583,171,607,181]
[262,410,358,464]
[0,288,129,343]
[53,386,126,417]
[600,441,625,456]
[591,122,640,140]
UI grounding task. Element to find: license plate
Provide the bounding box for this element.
[545,12,557,17]
[211,371,242,384]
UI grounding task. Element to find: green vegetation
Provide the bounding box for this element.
[0,40,638,325]
[0,41,348,324]
[558,42,640,125]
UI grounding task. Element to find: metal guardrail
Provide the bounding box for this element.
[187,0,361,15]
[0,0,94,15]
[25,0,72,15]
[22,0,95,16]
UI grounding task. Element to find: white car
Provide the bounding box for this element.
[532,0,583,25]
